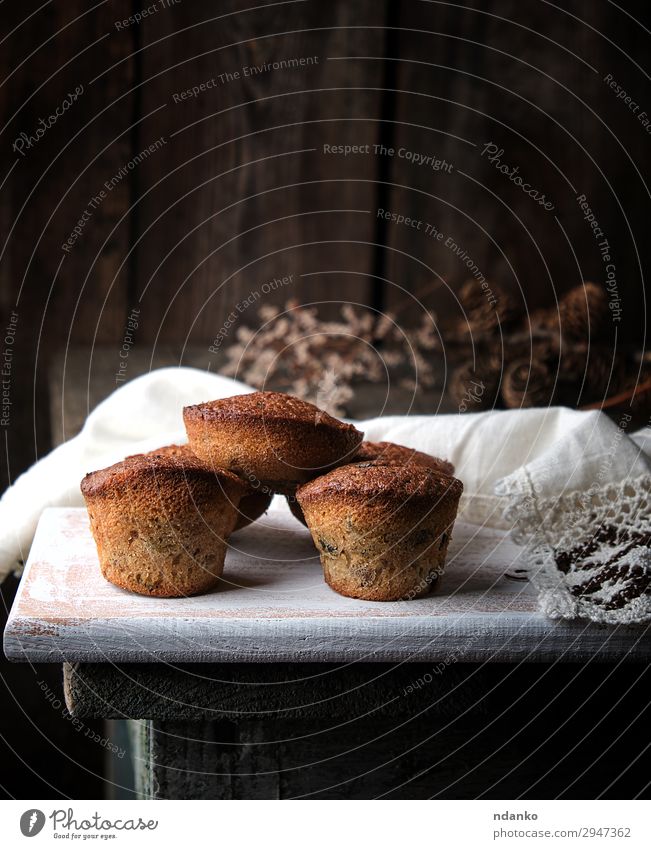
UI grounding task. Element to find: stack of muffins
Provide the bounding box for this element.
[81,391,463,601]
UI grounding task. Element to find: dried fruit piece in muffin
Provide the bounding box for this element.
[183,391,363,495]
[297,461,463,601]
[81,448,247,597]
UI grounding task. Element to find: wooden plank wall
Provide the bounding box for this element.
[383,0,651,332]
[134,0,388,346]
[1,0,650,488]
[0,1,135,490]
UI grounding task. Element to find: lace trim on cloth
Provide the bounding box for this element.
[501,474,651,625]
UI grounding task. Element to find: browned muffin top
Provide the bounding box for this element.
[133,444,204,467]
[297,460,463,505]
[183,391,360,435]
[81,444,247,499]
[354,440,454,476]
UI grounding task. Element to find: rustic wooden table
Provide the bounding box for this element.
[5,504,650,798]
[4,349,649,799]
[7,507,645,667]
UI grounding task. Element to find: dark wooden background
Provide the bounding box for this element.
[1,0,650,489]
[1,0,650,799]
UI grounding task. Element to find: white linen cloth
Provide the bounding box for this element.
[1,368,649,623]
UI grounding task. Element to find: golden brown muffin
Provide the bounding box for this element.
[287,440,454,526]
[354,440,454,476]
[297,461,463,601]
[81,448,247,597]
[183,391,363,495]
[138,444,271,532]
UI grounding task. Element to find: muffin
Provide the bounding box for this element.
[138,445,271,532]
[296,461,463,601]
[183,391,363,495]
[81,447,247,597]
[287,440,454,526]
[354,440,454,476]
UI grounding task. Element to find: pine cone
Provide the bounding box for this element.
[501,358,555,408]
[455,280,519,340]
[559,282,609,343]
[507,333,560,368]
[526,307,560,337]
[524,283,609,345]
[449,353,501,411]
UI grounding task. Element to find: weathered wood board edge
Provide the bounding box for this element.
[6,609,649,663]
[4,506,651,663]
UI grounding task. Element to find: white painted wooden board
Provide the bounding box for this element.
[4,506,649,663]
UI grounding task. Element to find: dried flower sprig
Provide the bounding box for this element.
[222,300,440,416]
